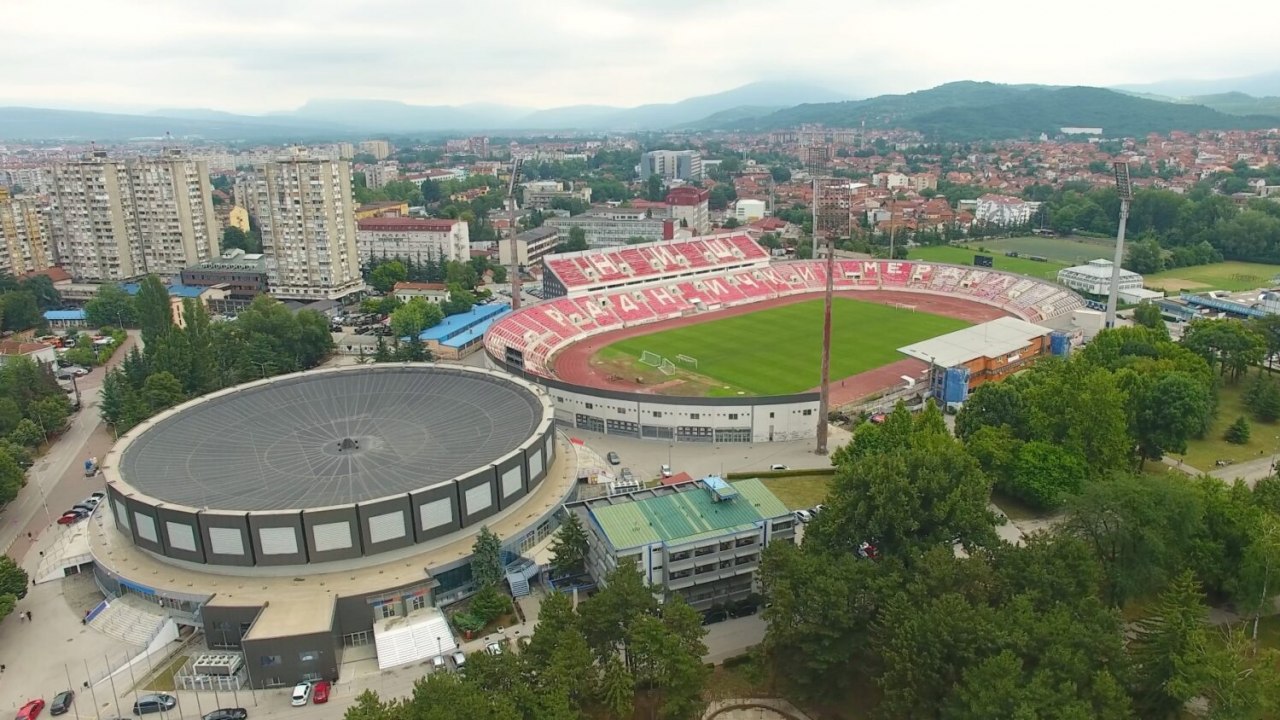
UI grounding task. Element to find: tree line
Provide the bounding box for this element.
[759,322,1280,718]
[99,276,333,435]
[0,355,70,504]
[0,271,62,333]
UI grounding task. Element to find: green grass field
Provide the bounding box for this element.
[907,244,1068,278]
[1145,261,1280,292]
[761,474,833,510]
[597,298,970,396]
[969,235,1117,265]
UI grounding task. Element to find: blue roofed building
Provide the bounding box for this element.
[44,309,87,329]
[417,302,510,359]
[118,282,231,327]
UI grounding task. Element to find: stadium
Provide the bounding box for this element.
[90,364,577,685]
[484,233,1088,442]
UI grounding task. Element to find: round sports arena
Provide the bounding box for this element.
[90,365,575,686]
[484,233,1086,443]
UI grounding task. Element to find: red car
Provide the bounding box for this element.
[312,680,330,704]
[16,699,45,720]
[56,510,86,525]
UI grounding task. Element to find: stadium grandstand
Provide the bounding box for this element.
[486,235,1086,377]
[540,233,771,298]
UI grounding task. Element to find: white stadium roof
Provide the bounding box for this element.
[899,317,1054,368]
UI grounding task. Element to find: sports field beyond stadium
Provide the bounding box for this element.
[593,297,971,397]
[909,235,1116,278]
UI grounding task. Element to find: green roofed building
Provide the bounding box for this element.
[566,476,796,611]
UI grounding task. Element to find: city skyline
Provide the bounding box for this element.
[4,0,1279,114]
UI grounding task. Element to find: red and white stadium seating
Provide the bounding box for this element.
[486,255,1085,378]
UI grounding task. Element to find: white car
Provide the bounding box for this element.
[485,641,504,656]
[770,463,789,471]
[660,464,673,477]
[794,509,813,523]
[290,682,311,706]
[452,650,467,669]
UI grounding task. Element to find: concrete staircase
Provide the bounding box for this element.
[88,595,167,647]
[505,558,539,598]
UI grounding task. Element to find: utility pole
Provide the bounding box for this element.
[1105,160,1133,329]
[507,156,525,311]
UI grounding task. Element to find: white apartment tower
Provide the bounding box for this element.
[249,151,362,300]
[48,149,219,281]
[0,187,52,276]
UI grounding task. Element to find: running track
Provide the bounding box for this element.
[551,290,1008,404]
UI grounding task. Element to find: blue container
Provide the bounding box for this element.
[1050,331,1071,357]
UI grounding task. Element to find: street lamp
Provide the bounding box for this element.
[1105,160,1133,329]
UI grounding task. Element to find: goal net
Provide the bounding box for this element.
[889,302,917,312]
[675,354,698,369]
[640,351,663,367]
[659,359,677,376]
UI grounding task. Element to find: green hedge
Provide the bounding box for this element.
[725,467,836,480]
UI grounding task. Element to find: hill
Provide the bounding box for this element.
[1115,71,1280,99]
[1119,91,1280,117]
[0,106,342,141]
[708,83,1280,140]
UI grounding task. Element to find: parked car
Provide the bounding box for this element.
[451,650,467,669]
[770,463,789,471]
[812,504,825,515]
[620,468,635,483]
[71,503,94,514]
[485,641,504,656]
[312,680,330,704]
[660,464,673,477]
[431,655,447,671]
[80,496,101,508]
[201,710,247,720]
[793,509,813,523]
[606,451,620,465]
[56,510,87,525]
[55,366,88,379]
[89,491,106,501]
[289,682,311,707]
[131,694,176,715]
[16,699,45,720]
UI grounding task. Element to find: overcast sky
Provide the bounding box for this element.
[4,0,1278,114]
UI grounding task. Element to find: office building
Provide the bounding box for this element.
[522,181,593,210]
[248,152,362,300]
[639,151,703,182]
[1056,259,1143,297]
[48,150,220,282]
[359,140,392,160]
[0,187,52,276]
[568,477,794,610]
[179,249,270,312]
[500,226,561,267]
[357,217,469,265]
[733,199,767,223]
[546,208,674,247]
[665,186,710,234]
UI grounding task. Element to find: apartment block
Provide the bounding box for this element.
[499,225,560,267]
[0,187,52,276]
[358,140,392,160]
[356,217,470,265]
[48,150,219,281]
[522,181,593,210]
[639,150,703,181]
[568,477,794,611]
[665,186,710,234]
[248,152,362,300]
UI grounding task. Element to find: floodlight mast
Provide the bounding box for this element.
[1105,160,1133,329]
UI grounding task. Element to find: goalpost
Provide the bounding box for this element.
[640,350,663,367]
[659,359,677,376]
[675,354,699,370]
[889,302,917,313]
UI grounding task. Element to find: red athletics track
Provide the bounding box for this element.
[551,290,1009,404]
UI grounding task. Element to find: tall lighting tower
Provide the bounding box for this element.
[506,156,524,311]
[1105,160,1133,328]
[807,148,837,456]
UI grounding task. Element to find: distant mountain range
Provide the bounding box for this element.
[695,82,1280,140]
[1,77,1278,142]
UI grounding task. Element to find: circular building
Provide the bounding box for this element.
[102,364,557,568]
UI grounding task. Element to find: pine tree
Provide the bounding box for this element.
[98,369,126,428]
[1226,416,1252,445]
[598,654,634,720]
[471,527,504,589]
[549,512,589,578]
[1257,379,1280,423]
[1129,571,1209,718]
[373,337,393,363]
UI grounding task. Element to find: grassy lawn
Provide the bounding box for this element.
[760,474,832,510]
[967,235,1117,265]
[599,298,970,396]
[1145,261,1280,292]
[138,654,189,693]
[908,243,1068,279]
[1179,380,1280,472]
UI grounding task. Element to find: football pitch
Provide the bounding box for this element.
[595,298,971,396]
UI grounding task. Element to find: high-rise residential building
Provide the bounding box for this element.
[639,150,703,181]
[48,150,219,282]
[249,150,362,300]
[358,140,392,160]
[0,187,52,276]
[665,186,710,234]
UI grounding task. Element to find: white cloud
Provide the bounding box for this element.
[2,0,1277,113]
